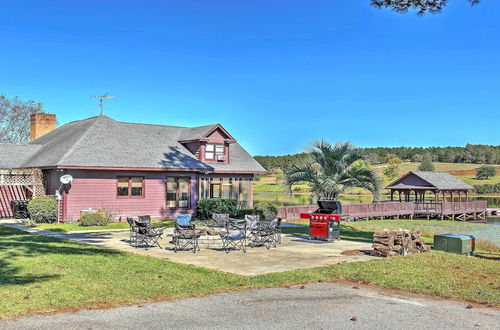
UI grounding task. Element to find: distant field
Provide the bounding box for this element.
[372,162,500,186]
[255,162,500,193]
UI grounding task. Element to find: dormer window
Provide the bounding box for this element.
[205,143,225,161]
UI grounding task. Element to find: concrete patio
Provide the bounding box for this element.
[2,221,374,276]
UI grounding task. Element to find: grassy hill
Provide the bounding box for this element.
[254,162,500,194]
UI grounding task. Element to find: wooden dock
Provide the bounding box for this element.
[487,208,499,217]
[277,201,488,222]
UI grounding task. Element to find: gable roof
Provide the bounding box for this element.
[0,115,265,173]
[178,123,236,142]
[386,171,473,190]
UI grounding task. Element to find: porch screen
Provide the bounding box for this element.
[166,178,177,207]
[178,178,190,208]
[166,177,190,208]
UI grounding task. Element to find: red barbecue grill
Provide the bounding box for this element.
[300,199,344,241]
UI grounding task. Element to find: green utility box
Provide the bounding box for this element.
[433,234,475,255]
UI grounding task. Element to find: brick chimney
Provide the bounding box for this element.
[30,113,56,141]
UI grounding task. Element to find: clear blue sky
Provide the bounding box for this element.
[1,0,499,155]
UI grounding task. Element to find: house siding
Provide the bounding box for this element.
[60,170,198,222]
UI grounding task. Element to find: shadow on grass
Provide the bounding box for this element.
[0,259,60,286]
[281,223,375,243]
[0,226,122,287]
[340,225,374,243]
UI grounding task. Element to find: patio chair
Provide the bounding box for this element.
[220,223,247,253]
[138,215,152,224]
[127,217,138,247]
[173,214,200,253]
[269,217,283,247]
[134,219,163,248]
[211,213,230,227]
[245,214,273,249]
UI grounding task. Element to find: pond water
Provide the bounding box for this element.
[254,192,500,208]
[253,192,500,243]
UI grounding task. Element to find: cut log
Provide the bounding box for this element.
[372,229,430,258]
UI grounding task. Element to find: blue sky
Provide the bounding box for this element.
[1,0,499,155]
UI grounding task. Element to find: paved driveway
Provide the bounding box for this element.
[4,223,373,275]
[1,282,498,330]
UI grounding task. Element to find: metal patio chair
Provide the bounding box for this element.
[134,219,163,248]
[127,217,138,247]
[173,214,200,253]
[211,213,230,228]
[220,223,247,253]
[137,215,152,224]
[269,217,283,247]
[245,214,273,249]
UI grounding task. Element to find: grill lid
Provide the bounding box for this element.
[316,199,342,214]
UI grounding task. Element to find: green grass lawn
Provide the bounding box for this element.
[1,225,499,321]
[36,220,174,232]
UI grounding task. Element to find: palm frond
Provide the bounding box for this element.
[285,140,382,201]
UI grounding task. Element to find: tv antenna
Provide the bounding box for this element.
[91,92,115,115]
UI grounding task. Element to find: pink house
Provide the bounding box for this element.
[0,114,266,221]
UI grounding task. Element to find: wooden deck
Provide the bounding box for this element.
[277,201,488,221]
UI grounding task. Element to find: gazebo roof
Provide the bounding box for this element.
[386,171,473,191]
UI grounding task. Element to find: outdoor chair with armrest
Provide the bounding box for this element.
[173,214,200,253]
[268,217,283,247]
[245,214,273,249]
[134,219,163,248]
[127,217,138,247]
[137,215,151,224]
[220,223,247,253]
[210,213,230,228]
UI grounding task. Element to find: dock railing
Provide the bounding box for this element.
[277,200,487,221]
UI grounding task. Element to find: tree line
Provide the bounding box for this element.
[255,144,500,171]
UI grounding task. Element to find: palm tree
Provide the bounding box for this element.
[285,141,381,201]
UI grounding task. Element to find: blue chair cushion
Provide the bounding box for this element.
[176,214,192,226]
[226,229,245,240]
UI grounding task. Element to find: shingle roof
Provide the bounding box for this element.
[0,144,42,169]
[0,115,265,173]
[178,124,218,141]
[386,171,473,190]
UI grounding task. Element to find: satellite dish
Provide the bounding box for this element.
[60,174,73,185]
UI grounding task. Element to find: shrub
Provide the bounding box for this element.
[254,202,278,220]
[78,207,113,226]
[196,199,238,219]
[27,196,57,223]
[475,165,497,180]
[418,153,435,171]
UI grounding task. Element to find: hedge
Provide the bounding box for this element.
[254,202,278,220]
[196,199,239,219]
[27,196,58,223]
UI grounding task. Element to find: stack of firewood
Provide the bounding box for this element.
[372,230,430,257]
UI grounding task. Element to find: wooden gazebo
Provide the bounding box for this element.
[386,171,473,203]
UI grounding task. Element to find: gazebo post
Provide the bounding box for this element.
[390,190,394,201]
